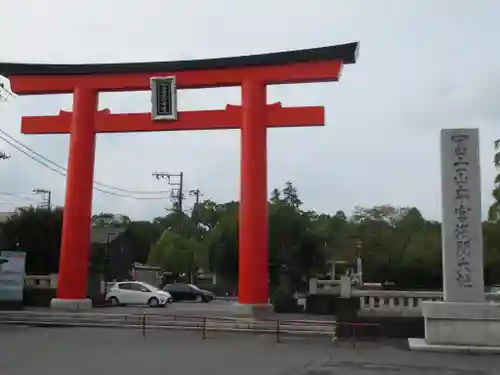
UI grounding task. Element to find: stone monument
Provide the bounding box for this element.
[409,128,500,353]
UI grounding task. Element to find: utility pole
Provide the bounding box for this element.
[189,189,203,206]
[152,171,184,213]
[32,188,51,210]
[189,188,203,226]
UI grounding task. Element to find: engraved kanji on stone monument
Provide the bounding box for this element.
[440,128,484,302]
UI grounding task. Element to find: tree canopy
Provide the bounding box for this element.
[3,164,500,292]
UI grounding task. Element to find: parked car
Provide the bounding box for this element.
[106,281,173,307]
[163,283,215,302]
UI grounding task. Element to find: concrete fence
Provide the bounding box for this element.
[24,274,57,289]
[25,275,119,295]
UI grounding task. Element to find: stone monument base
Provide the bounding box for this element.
[408,338,500,354]
[232,303,275,319]
[50,298,92,311]
[408,301,500,352]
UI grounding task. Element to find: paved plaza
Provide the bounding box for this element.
[0,325,497,375]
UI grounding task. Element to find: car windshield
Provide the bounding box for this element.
[189,284,201,291]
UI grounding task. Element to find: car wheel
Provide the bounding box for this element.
[109,297,120,306]
[148,297,159,307]
[196,295,203,303]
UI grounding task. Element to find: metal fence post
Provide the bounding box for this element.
[202,317,207,339]
[276,318,281,343]
[352,325,357,348]
[142,313,146,338]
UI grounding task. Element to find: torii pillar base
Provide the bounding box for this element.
[50,298,92,311]
[231,303,275,319]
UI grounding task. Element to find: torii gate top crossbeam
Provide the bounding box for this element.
[0,42,358,94]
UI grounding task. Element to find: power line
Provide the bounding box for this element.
[0,202,34,206]
[0,191,38,207]
[0,128,172,195]
[0,191,38,202]
[0,132,171,200]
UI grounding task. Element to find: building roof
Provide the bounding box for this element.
[90,227,126,244]
[133,262,162,271]
[0,42,359,77]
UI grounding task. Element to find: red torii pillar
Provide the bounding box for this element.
[2,42,358,310]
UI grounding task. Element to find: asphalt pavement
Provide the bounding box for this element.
[1,325,497,375]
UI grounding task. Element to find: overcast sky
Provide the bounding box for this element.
[1,0,500,221]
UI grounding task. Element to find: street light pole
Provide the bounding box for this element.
[104,235,110,296]
[355,240,364,287]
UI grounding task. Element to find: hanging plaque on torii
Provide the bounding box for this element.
[0,42,359,310]
[150,76,178,121]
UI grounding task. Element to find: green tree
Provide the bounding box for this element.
[202,201,239,281]
[282,181,302,208]
[270,188,281,204]
[153,211,200,238]
[268,182,325,294]
[483,221,500,285]
[9,172,500,294]
[1,207,63,274]
[488,139,500,221]
[147,231,207,278]
[92,212,131,228]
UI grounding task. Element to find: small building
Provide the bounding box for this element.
[90,227,150,282]
[132,262,163,287]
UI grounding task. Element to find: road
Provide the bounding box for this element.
[0,325,496,374]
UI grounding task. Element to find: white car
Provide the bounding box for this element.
[106,281,173,307]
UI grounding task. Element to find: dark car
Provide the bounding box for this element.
[163,283,215,302]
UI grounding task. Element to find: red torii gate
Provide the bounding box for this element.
[0,42,358,310]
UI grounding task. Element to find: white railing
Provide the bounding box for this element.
[308,278,341,294]
[24,274,58,289]
[353,290,443,317]
[309,278,499,317]
[355,290,499,317]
